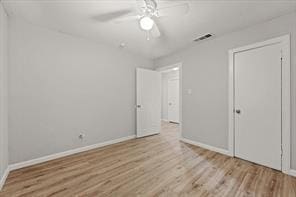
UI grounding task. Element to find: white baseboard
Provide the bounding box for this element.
[180,138,296,178]
[9,135,136,171]
[2,134,295,190]
[0,167,9,191]
[289,169,296,177]
[180,137,231,156]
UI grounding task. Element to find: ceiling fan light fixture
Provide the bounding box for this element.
[140,16,154,31]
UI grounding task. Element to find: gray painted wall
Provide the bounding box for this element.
[0,3,8,182]
[8,18,153,164]
[154,12,296,170]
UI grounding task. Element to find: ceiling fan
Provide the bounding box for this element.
[93,0,189,40]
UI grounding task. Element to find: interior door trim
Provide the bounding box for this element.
[228,35,291,174]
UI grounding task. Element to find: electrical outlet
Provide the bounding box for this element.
[78,133,85,140]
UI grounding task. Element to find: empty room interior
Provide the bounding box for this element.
[0,0,296,196]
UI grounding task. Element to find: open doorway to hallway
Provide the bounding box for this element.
[159,64,181,135]
[161,68,180,124]
[136,63,181,138]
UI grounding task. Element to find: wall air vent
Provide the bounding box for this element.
[193,34,213,42]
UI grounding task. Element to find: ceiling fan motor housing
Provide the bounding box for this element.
[143,0,158,17]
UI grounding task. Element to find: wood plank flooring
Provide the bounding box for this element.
[1,122,296,196]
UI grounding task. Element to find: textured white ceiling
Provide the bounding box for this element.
[3,0,296,59]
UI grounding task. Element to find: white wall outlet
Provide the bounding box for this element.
[78,133,85,140]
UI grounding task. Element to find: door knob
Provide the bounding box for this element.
[137,105,141,108]
[235,109,241,114]
[169,103,172,106]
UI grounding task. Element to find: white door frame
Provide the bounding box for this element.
[156,62,183,139]
[228,35,290,174]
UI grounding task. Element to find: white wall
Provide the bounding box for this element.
[0,2,8,186]
[8,18,154,164]
[161,70,179,120]
[154,12,296,170]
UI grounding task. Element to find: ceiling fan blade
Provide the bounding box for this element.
[157,3,189,17]
[113,15,140,23]
[92,9,135,22]
[151,22,161,38]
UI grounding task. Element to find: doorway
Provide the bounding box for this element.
[228,35,290,173]
[136,63,182,138]
[161,67,180,124]
[157,63,182,138]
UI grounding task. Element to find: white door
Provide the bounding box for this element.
[168,79,179,123]
[136,68,161,137]
[234,43,282,170]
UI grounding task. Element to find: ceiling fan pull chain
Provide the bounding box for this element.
[146,31,150,41]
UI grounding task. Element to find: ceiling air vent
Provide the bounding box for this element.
[194,34,213,42]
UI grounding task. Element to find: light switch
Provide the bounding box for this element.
[187,89,192,95]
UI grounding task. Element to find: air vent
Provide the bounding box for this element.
[193,34,213,42]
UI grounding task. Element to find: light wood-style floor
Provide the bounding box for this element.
[1,122,296,197]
